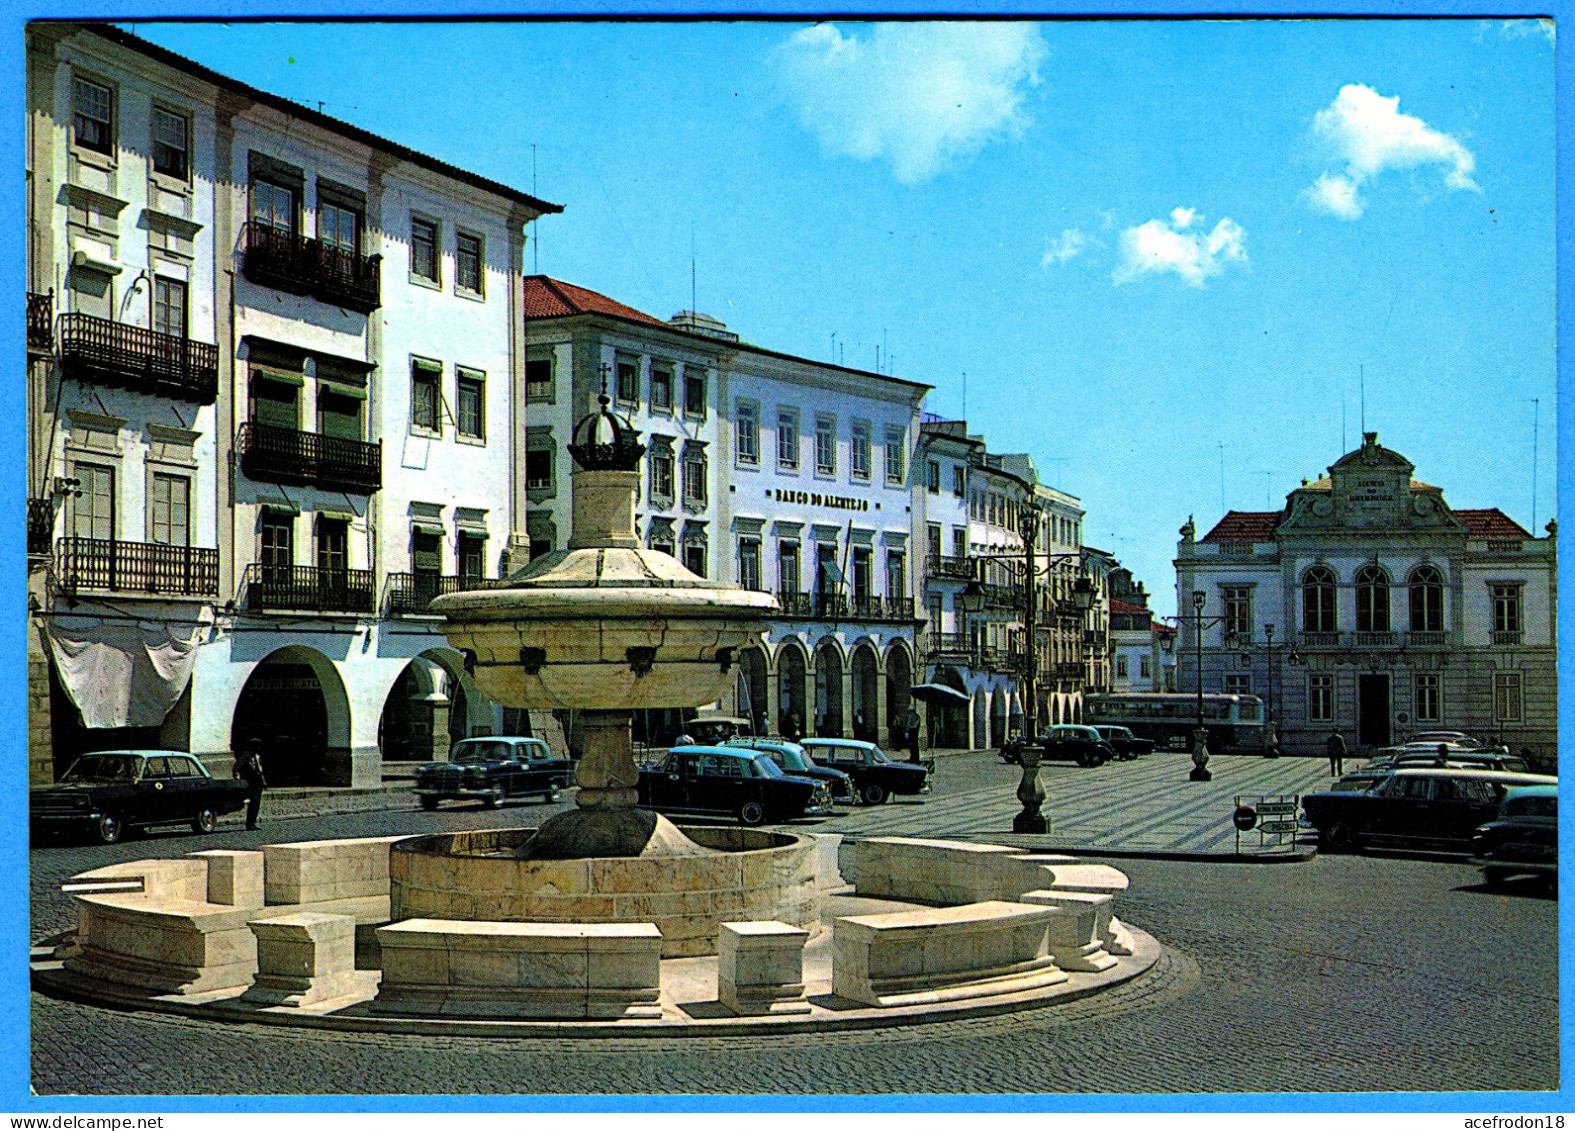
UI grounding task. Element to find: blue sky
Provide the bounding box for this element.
[124,17,1556,616]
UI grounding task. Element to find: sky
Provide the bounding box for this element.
[119,16,1557,617]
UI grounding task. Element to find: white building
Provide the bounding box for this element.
[26,24,558,784]
[1175,433,1557,764]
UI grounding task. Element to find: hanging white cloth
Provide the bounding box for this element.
[44,611,212,729]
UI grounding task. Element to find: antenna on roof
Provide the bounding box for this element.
[1530,396,1540,529]
[1217,442,1226,514]
[1259,470,1273,508]
[1359,363,1366,435]
[962,371,967,423]
[690,223,697,330]
[531,144,539,274]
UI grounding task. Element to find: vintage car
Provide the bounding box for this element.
[681,716,755,745]
[1471,784,1557,887]
[1301,768,1556,853]
[637,745,832,826]
[30,750,249,845]
[1391,750,1530,773]
[798,738,931,805]
[414,737,572,810]
[1001,725,1115,768]
[1093,725,1156,760]
[724,737,855,802]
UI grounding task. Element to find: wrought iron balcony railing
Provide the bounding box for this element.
[57,312,218,403]
[925,554,974,581]
[1353,631,1396,647]
[1491,630,1524,646]
[244,563,375,614]
[775,591,915,622]
[237,422,382,495]
[28,499,55,557]
[926,632,974,658]
[27,292,52,353]
[241,222,382,313]
[55,536,219,597]
[1300,631,1341,647]
[1405,631,1448,648]
[384,572,492,616]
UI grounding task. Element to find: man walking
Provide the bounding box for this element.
[905,706,923,763]
[1325,728,1347,777]
[234,737,268,830]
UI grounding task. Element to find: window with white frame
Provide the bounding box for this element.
[927,523,942,560]
[149,472,190,547]
[1493,671,1523,723]
[777,409,799,470]
[1492,584,1523,635]
[1414,673,1441,722]
[1409,565,1444,632]
[738,537,762,591]
[526,355,553,401]
[616,357,640,405]
[927,460,940,493]
[456,368,485,440]
[1355,565,1391,632]
[953,465,965,497]
[778,539,800,594]
[884,426,905,486]
[410,216,439,284]
[74,76,114,154]
[455,230,483,295]
[153,278,187,339]
[1224,673,1252,696]
[735,401,759,466]
[684,368,706,418]
[526,440,553,492]
[151,106,189,180]
[815,415,836,475]
[851,421,872,480]
[886,550,905,599]
[410,359,442,434]
[1140,654,1152,680]
[1308,673,1334,722]
[1302,566,1337,633]
[1222,585,1252,638]
[648,438,675,503]
[650,365,674,413]
[1116,655,1129,679]
[682,443,708,509]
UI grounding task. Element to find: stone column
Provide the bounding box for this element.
[574,708,640,809]
[840,664,855,738]
[873,657,889,748]
[764,657,780,737]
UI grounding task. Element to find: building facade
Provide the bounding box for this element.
[1175,433,1557,764]
[26,24,558,784]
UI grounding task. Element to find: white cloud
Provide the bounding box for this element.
[1112,208,1247,288]
[1496,18,1554,43]
[771,22,1048,184]
[1303,83,1479,220]
[1041,228,1089,266]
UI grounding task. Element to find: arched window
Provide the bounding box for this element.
[1409,565,1443,632]
[1355,565,1390,632]
[1301,566,1336,633]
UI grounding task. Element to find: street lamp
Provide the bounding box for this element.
[1189,589,1213,781]
[1263,622,1279,758]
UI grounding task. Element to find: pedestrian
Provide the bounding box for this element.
[1435,742,1451,767]
[1325,729,1346,777]
[906,706,922,763]
[234,737,268,830]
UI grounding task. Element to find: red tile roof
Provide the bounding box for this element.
[524,276,670,328]
[1201,511,1281,543]
[1110,598,1149,614]
[1456,509,1532,538]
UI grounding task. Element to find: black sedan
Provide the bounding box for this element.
[1001,726,1114,768]
[724,737,856,803]
[638,745,832,826]
[1301,768,1554,852]
[799,739,931,806]
[30,751,249,845]
[1471,784,1557,887]
[414,737,572,810]
[1094,725,1155,760]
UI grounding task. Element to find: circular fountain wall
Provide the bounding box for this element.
[390,827,819,957]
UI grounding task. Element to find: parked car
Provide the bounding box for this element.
[414,737,572,810]
[799,738,931,805]
[638,745,832,826]
[682,716,754,745]
[724,737,855,802]
[1393,750,1530,773]
[1329,768,1390,793]
[1404,731,1502,751]
[1301,768,1556,853]
[1001,726,1114,768]
[30,751,249,845]
[1471,784,1557,887]
[1093,725,1155,760]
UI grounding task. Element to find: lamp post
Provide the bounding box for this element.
[1263,622,1279,758]
[1189,589,1213,781]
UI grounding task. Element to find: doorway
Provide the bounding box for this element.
[1357,673,1391,748]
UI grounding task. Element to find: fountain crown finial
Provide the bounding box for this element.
[569,369,646,472]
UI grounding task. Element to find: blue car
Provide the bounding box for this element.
[725,737,856,803]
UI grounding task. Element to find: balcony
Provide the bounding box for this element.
[385,572,491,616]
[982,583,1019,610]
[237,422,382,495]
[1491,630,1524,647]
[926,632,974,659]
[244,563,375,614]
[1300,631,1341,648]
[1051,662,1086,681]
[241,221,382,313]
[1353,631,1396,647]
[926,554,974,581]
[57,312,218,403]
[775,591,915,622]
[55,536,219,597]
[27,292,52,353]
[28,499,55,557]
[1406,631,1448,648]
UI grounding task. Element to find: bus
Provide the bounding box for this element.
[1084,693,1265,753]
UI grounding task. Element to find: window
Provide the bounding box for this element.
[410,360,442,434]
[411,529,442,578]
[682,538,707,578]
[1302,566,1337,633]
[526,446,552,491]
[739,537,762,591]
[1409,566,1444,632]
[260,511,293,580]
[252,179,296,234]
[735,401,759,466]
[886,550,905,599]
[684,369,706,417]
[456,231,483,294]
[616,359,640,405]
[1414,673,1441,722]
[649,442,675,502]
[71,463,115,540]
[316,517,349,575]
[648,523,675,557]
[1224,673,1252,695]
[1308,673,1334,722]
[411,217,439,283]
[1140,655,1152,681]
[73,77,113,154]
[149,473,190,547]
[319,201,360,255]
[458,532,486,580]
[456,369,485,440]
[650,366,673,412]
[850,421,872,480]
[1492,584,1523,634]
[152,278,186,339]
[851,547,872,602]
[151,106,188,180]
[1355,566,1390,632]
[1222,585,1252,638]
[778,540,800,594]
[682,444,708,508]
[1116,655,1130,679]
[1494,672,1523,723]
[317,389,363,441]
[952,526,967,557]
[927,460,941,494]
[815,415,836,475]
[526,356,553,401]
[777,409,800,470]
[250,373,300,430]
[885,426,906,485]
[927,523,942,560]
[953,465,966,497]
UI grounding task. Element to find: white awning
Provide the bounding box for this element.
[44,612,212,729]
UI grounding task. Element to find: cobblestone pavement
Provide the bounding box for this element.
[30,752,1559,1097]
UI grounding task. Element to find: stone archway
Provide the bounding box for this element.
[231,646,352,786]
[814,641,845,737]
[777,642,808,740]
[734,646,769,736]
[378,650,491,763]
[884,643,913,749]
[849,643,880,743]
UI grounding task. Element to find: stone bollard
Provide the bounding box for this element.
[718,921,811,1016]
[242,912,359,1008]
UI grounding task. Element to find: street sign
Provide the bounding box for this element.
[1258,820,1298,834]
[1254,800,1297,817]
